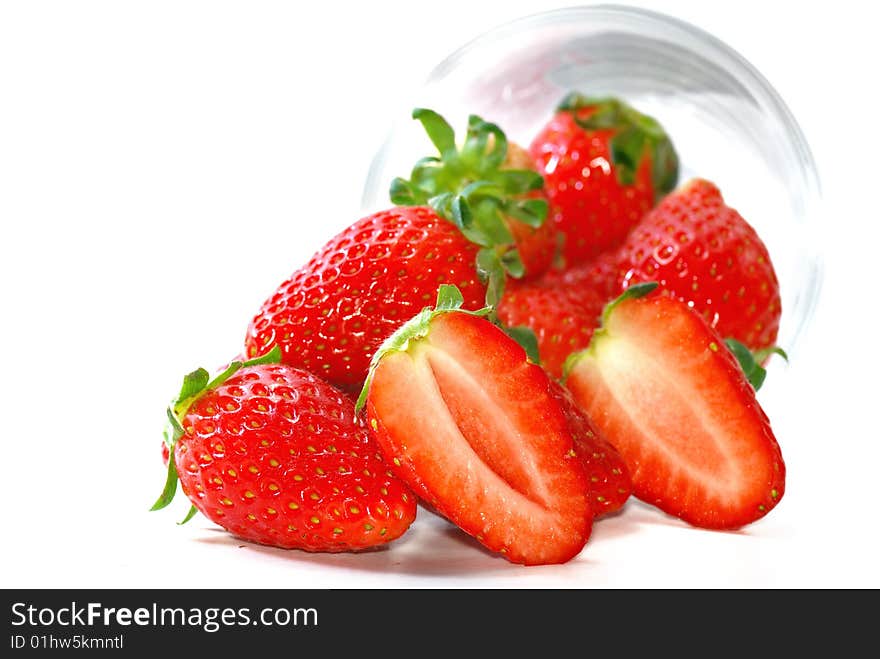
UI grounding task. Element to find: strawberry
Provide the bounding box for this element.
[610,178,781,352]
[244,205,487,392]
[498,276,606,379]
[550,380,632,517]
[529,93,679,265]
[564,284,786,529]
[357,286,591,565]
[152,347,417,550]
[391,109,556,280]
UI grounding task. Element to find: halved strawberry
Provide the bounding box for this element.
[357,286,591,565]
[564,284,785,529]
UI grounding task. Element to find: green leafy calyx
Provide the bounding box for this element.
[150,346,282,515]
[558,92,679,200]
[503,326,540,364]
[601,282,659,325]
[390,108,548,305]
[724,339,788,392]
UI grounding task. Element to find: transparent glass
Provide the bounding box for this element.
[361,4,822,363]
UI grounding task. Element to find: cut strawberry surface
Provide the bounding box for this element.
[564,284,785,530]
[359,286,591,565]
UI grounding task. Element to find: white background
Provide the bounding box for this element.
[1,0,877,588]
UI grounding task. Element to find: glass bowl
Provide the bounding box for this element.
[360,3,822,367]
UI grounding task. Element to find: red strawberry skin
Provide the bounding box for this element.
[530,111,654,264]
[549,380,632,517]
[612,179,781,351]
[244,206,487,391]
[565,293,785,529]
[540,251,622,302]
[498,273,607,379]
[365,311,591,565]
[175,363,416,551]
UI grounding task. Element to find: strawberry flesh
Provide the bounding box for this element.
[565,293,785,529]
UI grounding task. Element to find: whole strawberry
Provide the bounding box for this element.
[245,205,487,392]
[152,348,417,551]
[538,251,622,302]
[530,93,678,265]
[392,109,556,280]
[612,179,781,351]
